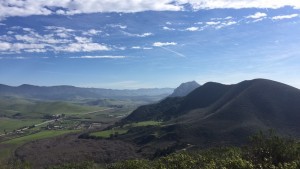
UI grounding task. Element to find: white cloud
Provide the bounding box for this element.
[153,42,177,47]
[75,36,91,43]
[118,46,126,50]
[246,12,267,19]
[176,0,300,10]
[122,31,153,37]
[0,26,112,54]
[0,42,11,51]
[108,24,128,29]
[14,56,26,60]
[272,14,299,20]
[70,55,126,59]
[56,42,110,52]
[131,46,153,50]
[206,21,221,25]
[56,33,69,38]
[138,32,153,37]
[0,0,183,20]
[252,18,264,23]
[132,46,141,49]
[82,29,102,36]
[163,26,175,30]
[15,32,70,44]
[215,21,237,29]
[195,22,203,25]
[185,27,199,31]
[1,1,299,20]
[224,16,233,19]
[45,26,74,33]
[10,43,48,53]
[24,49,47,53]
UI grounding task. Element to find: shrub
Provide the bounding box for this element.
[246,130,300,168]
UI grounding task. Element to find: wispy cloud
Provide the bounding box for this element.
[132,46,141,49]
[163,26,175,31]
[0,1,182,20]
[82,29,102,36]
[206,21,221,25]
[185,27,200,31]
[122,31,153,37]
[180,1,300,10]
[107,24,127,29]
[56,43,110,52]
[272,14,299,20]
[246,12,267,19]
[153,42,177,47]
[69,55,126,59]
[0,42,11,51]
[0,26,111,54]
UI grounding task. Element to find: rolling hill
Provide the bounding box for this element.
[11,78,300,167]
[122,79,300,146]
[0,84,173,101]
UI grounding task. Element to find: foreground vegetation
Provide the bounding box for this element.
[2,131,298,169]
[108,132,300,169]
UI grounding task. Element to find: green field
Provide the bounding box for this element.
[90,121,161,138]
[0,96,137,162]
[0,118,43,134]
[0,97,104,119]
[130,121,162,127]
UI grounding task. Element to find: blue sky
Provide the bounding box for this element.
[0,1,300,89]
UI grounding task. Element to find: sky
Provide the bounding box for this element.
[0,0,300,89]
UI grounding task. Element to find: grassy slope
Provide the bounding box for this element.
[0,118,42,134]
[90,120,162,138]
[0,96,103,118]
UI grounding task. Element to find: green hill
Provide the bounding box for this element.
[121,79,300,147]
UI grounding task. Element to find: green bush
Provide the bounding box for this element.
[108,131,300,169]
[48,161,97,169]
[247,130,300,168]
[107,159,151,169]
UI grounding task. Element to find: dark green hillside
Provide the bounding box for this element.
[122,79,300,146]
[124,82,231,122]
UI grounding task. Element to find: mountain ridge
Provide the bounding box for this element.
[0,84,174,101]
[169,81,200,97]
[121,78,300,146]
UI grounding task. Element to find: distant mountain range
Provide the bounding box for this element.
[122,79,300,146]
[169,81,200,97]
[0,84,174,101]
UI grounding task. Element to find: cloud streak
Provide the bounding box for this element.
[272,14,299,20]
[69,55,126,59]
[246,12,267,19]
[153,42,177,47]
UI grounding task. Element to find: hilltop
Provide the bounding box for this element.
[122,79,300,146]
[169,81,200,97]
